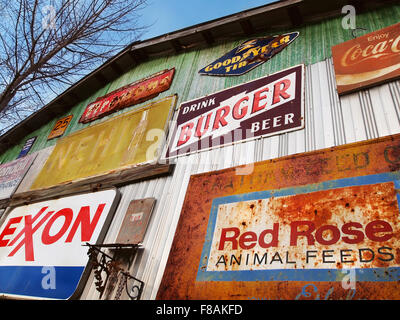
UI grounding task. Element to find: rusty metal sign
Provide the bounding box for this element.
[0,153,36,200]
[47,115,73,140]
[158,134,400,300]
[79,69,175,123]
[30,95,176,191]
[332,22,400,95]
[198,32,299,76]
[165,65,304,159]
[115,198,156,245]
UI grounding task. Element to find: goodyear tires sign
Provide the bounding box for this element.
[30,96,176,191]
[199,32,299,76]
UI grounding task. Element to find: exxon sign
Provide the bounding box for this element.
[0,189,120,299]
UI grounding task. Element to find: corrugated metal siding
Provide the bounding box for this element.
[79,58,400,299]
[0,4,399,163]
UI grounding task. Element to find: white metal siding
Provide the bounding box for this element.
[14,146,55,194]
[80,58,400,299]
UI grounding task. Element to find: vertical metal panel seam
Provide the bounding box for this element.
[140,162,192,298]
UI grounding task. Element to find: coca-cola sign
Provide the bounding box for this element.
[332,22,400,95]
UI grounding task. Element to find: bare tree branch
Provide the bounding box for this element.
[0,0,149,134]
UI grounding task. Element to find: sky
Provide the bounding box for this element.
[137,0,278,41]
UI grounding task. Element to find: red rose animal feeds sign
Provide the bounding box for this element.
[0,189,119,299]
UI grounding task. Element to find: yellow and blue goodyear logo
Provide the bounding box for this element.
[199,32,299,76]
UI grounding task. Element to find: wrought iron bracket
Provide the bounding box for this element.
[84,242,145,300]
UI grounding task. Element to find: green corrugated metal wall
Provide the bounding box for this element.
[1,3,399,163]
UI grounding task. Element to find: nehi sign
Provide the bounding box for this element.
[31,96,176,190]
[79,68,175,123]
[0,189,119,299]
[199,32,299,76]
[0,154,36,201]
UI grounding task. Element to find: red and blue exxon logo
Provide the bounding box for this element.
[0,189,119,299]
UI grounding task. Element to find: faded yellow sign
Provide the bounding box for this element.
[30,95,176,190]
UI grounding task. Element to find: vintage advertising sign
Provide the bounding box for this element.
[115,198,156,245]
[332,22,400,95]
[165,65,304,159]
[17,136,36,159]
[157,133,400,300]
[0,154,36,201]
[198,32,299,76]
[0,189,120,299]
[47,115,73,140]
[30,95,176,191]
[79,68,175,123]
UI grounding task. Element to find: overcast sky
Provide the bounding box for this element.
[138,0,277,40]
